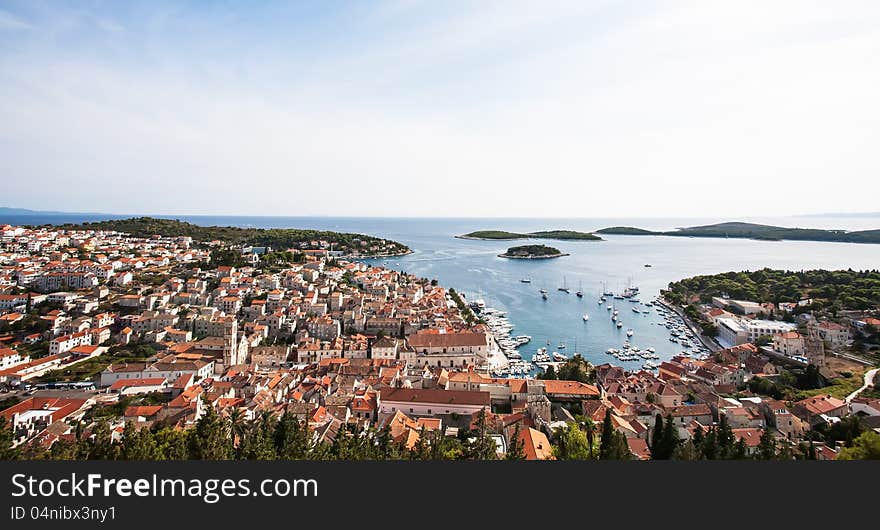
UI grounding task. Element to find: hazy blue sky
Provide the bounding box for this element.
[1,1,879,217]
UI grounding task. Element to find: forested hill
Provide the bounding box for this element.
[596,222,880,243]
[665,269,880,310]
[55,217,411,256]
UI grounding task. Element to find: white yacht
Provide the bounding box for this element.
[582,313,589,321]
[558,276,570,293]
[626,328,634,337]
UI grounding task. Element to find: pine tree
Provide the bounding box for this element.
[650,414,664,457]
[701,426,719,460]
[716,415,734,459]
[539,365,558,380]
[47,438,79,460]
[189,404,232,460]
[673,439,698,460]
[614,431,632,460]
[599,409,616,459]
[757,429,777,460]
[691,425,705,460]
[153,427,189,460]
[240,412,277,459]
[375,425,400,460]
[732,438,748,460]
[121,422,157,460]
[88,421,120,460]
[465,408,498,460]
[274,411,309,459]
[411,427,430,460]
[0,416,19,460]
[505,424,526,460]
[657,414,680,460]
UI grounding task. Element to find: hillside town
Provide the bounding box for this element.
[0,222,878,460]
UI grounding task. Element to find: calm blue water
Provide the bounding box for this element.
[4,213,879,369]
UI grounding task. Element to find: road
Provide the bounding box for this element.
[845,367,879,403]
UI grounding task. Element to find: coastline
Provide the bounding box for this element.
[497,252,570,259]
[456,235,525,241]
[346,249,414,259]
[456,234,603,242]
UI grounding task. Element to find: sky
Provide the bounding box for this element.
[1,1,879,218]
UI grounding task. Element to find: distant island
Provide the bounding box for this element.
[596,222,880,244]
[498,244,568,259]
[53,217,412,257]
[458,229,602,241]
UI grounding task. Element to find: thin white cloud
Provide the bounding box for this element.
[0,10,31,31]
[1,1,879,217]
[96,18,125,33]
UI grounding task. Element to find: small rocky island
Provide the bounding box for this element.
[498,244,569,259]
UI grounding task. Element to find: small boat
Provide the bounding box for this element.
[542,292,548,300]
[582,313,589,321]
[558,343,566,349]
[626,328,634,337]
[575,281,583,297]
[558,276,570,293]
[644,264,652,267]
[606,305,612,310]
[616,321,623,328]
[539,288,547,294]
[632,307,640,313]
[552,352,567,362]
[521,277,531,283]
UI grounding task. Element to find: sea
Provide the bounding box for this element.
[3,213,879,371]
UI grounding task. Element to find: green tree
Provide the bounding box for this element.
[505,424,526,460]
[121,422,157,460]
[538,365,557,380]
[650,414,664,458]
[598,409,631,460]
[553,422,593,460]
[0,416,20,460]
[153,427,190,460]
[274,411,310,459]
[239,412,277,459]
[756,429,777,460]
[464,408,497,460]
[87,421,120,460]
[837,431,880,460]
[189,404,232,460]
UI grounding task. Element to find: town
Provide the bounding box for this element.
[0,222,878,460]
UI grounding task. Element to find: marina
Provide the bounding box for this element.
[474,279,714,379]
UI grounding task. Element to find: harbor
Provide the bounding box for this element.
[468,279,714,379]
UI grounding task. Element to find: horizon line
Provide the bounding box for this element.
[2,206,879,221]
